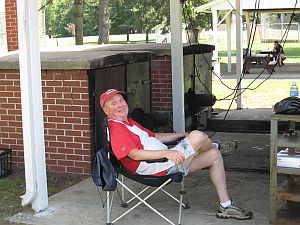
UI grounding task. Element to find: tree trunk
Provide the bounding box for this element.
[98,0,109,44]
[146,31,149,43]
[74,0,83,45]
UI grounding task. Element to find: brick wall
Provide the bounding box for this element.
[0,55,175,175]
[5,0,18,51]
[151,56,173,115]
[0,69,93,174]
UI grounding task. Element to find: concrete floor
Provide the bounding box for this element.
[7,131,298,225]
[8,170,270,225]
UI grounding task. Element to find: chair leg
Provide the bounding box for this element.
[178,179,185,225]
[178,193,183,225]
[116,187,128,208]
[180,177,190,209]
[118,175,151,207]
[113,178,176,225]
[120,175,128,207]
[106,191,113,225]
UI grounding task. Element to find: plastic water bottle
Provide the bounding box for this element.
[290,81,298,97]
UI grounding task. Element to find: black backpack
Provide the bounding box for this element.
[92,146,117,191]
[274,96,300,115]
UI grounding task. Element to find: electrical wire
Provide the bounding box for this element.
[183,0,262,97]
[182,0,265,137]
[38,0,53,11]
[226,0,244,20]
[182,0,296,136]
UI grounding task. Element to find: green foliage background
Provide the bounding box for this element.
[45,0,212,38]
[45,0,99,37]
[44,0,300,38]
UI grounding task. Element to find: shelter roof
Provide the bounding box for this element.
[0,44,214,70]
[195,0,300,13]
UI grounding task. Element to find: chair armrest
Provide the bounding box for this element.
[146,158,168,163]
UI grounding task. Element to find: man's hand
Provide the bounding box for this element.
[165,150,185,165]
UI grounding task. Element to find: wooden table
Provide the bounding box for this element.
[244,53,276,74]
[270,114,300,224]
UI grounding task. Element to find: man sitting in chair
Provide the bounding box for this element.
[100,89,253,220]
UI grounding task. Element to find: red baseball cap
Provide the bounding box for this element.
[100,89,124,108]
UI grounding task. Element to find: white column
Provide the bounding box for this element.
[245,12,250,42]
[17,0,48,212]
[212,9,220,77]
[226,11,232,73]
[280,13,284,39]
[0,1,8,54]
[170,0,185,132]
[298,23,300,42]
[235,0,242,109]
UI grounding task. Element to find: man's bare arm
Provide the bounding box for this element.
[128,148,185,165]
[155,132,187,143]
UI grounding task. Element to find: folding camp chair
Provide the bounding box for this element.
[97,118,190,225]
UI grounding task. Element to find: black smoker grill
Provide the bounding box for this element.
[89,44,215,150]
[88,52,152,150]
[183,45,215,130]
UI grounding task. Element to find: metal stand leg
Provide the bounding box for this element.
[120,175,128,207]
[178,177,189,225]
[106,191,112,225]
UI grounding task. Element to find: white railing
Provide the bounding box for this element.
[0,11,7,54]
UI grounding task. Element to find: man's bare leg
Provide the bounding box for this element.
[188,148,230,203]
[183,130,252,220]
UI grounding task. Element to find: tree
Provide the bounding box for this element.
[109,0,211,40]
[109,0,135,35]
[132,0,169,42]
[109,0,169,41]
[98,0,109,44]
[83,0,99,36]
[45,0,99,38]
[74,0,84,45]
[44,0,212,43]
[45,0,75,37]
[182,0,212,30]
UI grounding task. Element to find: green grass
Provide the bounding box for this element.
[212,79,299,110]
[0,177,28,222]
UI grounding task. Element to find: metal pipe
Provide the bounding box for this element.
[17,0,48,211]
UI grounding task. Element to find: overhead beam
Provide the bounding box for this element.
[217,9,233,27]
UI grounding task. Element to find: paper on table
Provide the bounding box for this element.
[277,149,300,168]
